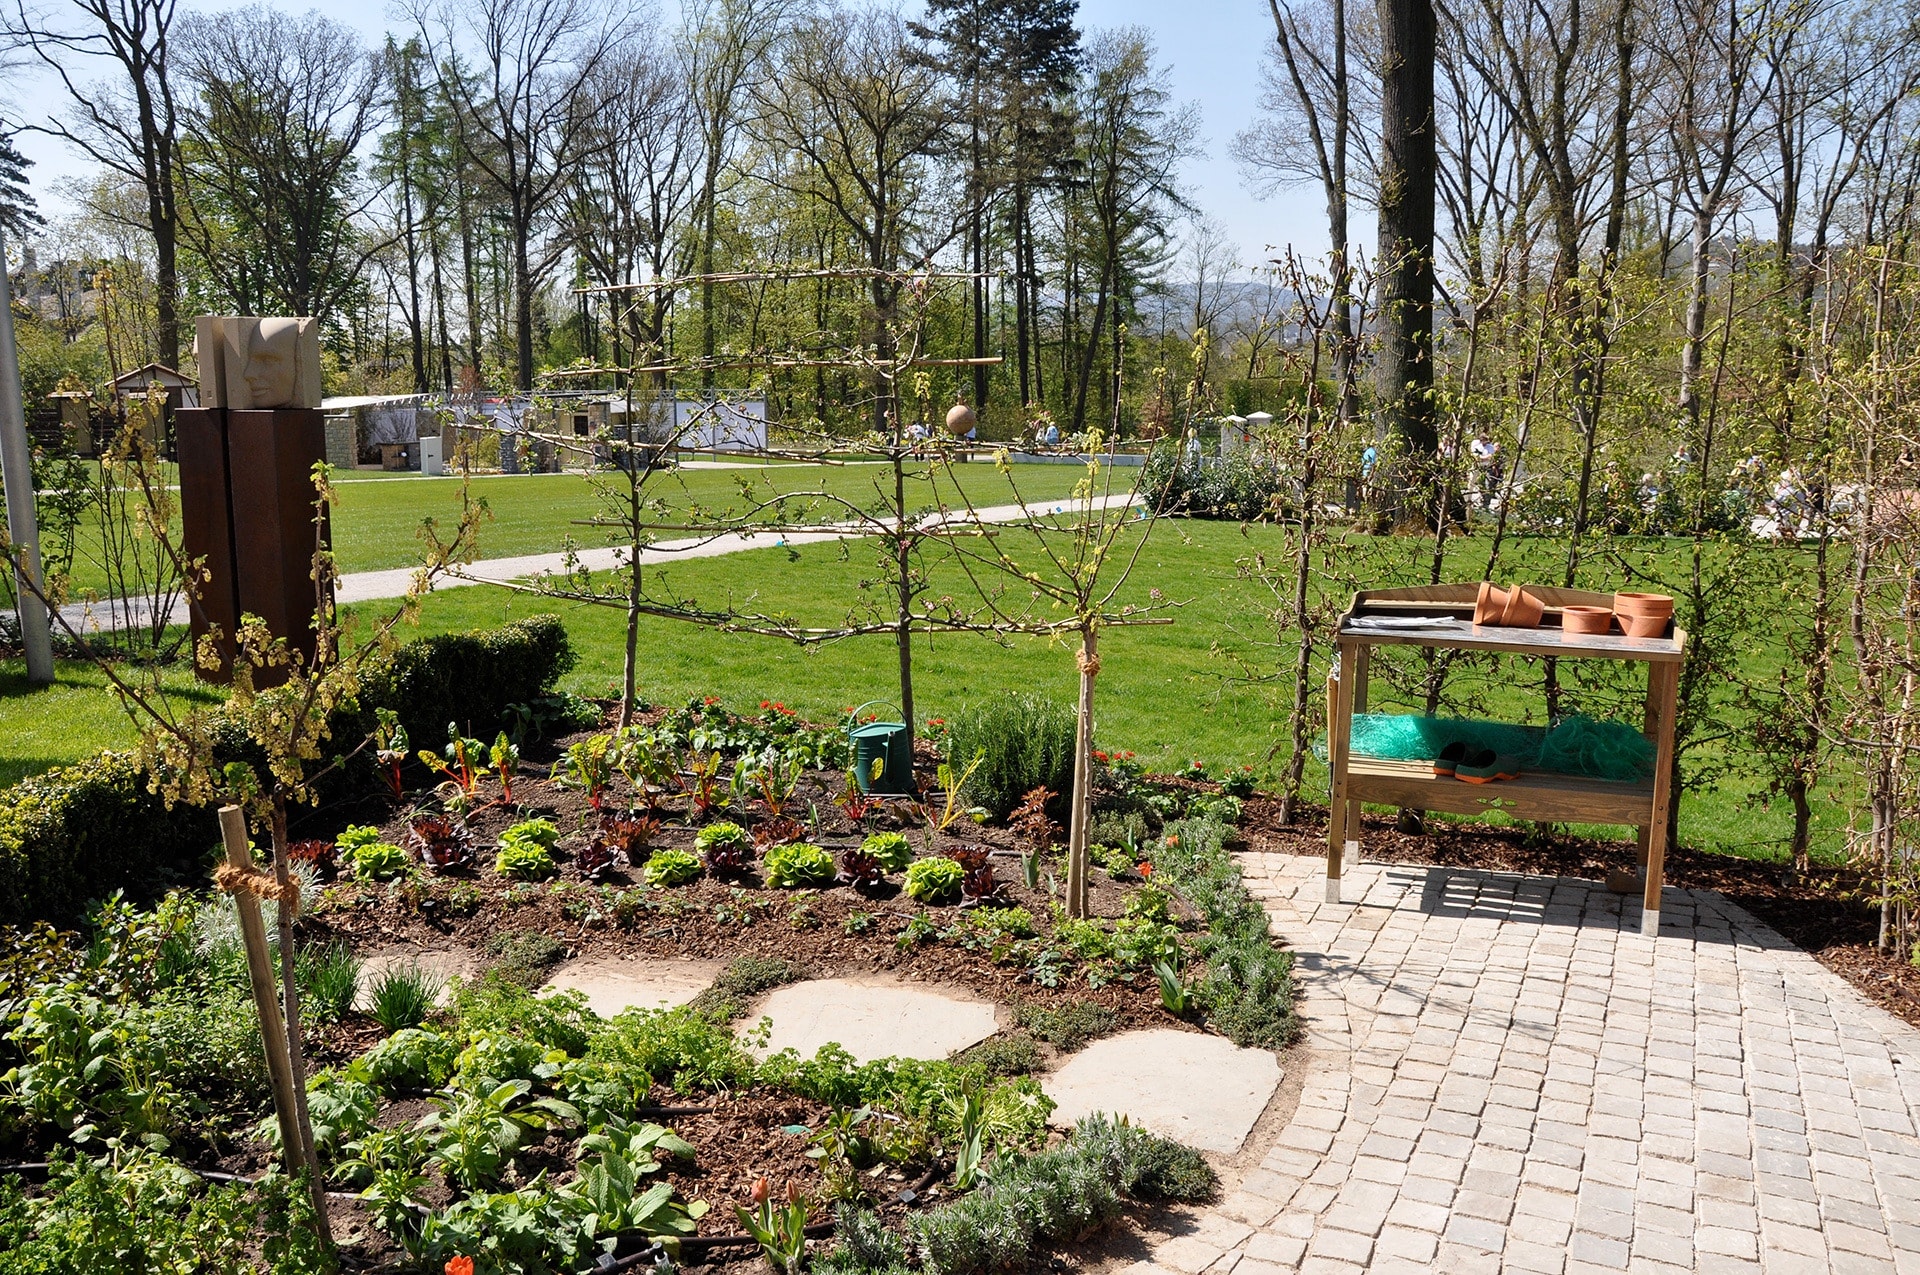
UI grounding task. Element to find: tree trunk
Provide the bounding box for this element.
[1065,624,1098,919]
[513,211,536,392]
[1373,0,1438,523]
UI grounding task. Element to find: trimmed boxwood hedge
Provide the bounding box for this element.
[0,614,579,927]
[0,752,219,927]
[358,613,577,750]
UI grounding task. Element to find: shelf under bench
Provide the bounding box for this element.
[1345,757,1655,826]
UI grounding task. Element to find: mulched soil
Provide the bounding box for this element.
[1233,794,1920,1031]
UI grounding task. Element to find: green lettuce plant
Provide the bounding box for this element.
[904,857,962,904]
[765,842,836,889]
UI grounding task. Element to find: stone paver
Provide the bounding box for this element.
[1167,853,1920,1275]
[354,945,479,1010]
[540,956,725,1017]
[741,976,999,1064]
[1044,1029,1282,1154]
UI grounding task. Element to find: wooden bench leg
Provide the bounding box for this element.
[1642,662,1679,936]
[1327,646,1357,904]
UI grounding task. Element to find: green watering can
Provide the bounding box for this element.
[846,701,915,795]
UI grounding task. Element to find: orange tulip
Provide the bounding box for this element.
[749,1176,771,1205]
[446,1259,475,1275]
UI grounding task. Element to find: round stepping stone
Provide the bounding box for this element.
[541,957,726,1018]
[1042,1029,1281,1155]
[740,977,999,1064]
[354,946,480,1011]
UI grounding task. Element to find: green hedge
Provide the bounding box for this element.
[0,616,579,927]
[359,613,577,749]
[0,753,219,928]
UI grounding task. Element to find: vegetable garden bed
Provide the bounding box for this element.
[0,696,1294,1274]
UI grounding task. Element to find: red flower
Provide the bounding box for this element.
[1165,834,1179,847]
[761,700,771,709]
[1093,749,1110,762]
[749,1176,771,1205]
[1138,861,1153,878]
[703,696,720,706]
[446,1259,475,1275]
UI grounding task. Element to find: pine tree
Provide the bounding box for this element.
[0,130,44,242]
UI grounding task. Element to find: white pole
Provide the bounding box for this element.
[0,221,55,684]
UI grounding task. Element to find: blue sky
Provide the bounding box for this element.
[7,0,1341,268]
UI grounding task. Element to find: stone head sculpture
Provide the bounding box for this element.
[196,315,323,410]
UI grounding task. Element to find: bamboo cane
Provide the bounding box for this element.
[218,806,303,1166]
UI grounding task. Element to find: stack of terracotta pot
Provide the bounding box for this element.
[1472,584,1674,641]
[1612,591,1673,637]
[1473,582,1546,627]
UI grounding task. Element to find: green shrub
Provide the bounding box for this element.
[860,831,913,872]
[145,984,269,1120]
[755,1043,1052,1148]
[817,1204,911,1275]
[0,752,218,927]
[7,990,183,1143]
[1072,1112,1216,1201]
[452,970,597,1056]
[365,964,442,1032]
[904,857,963,904]
[362,613,578,748]
[764,842,836,889]
[944,694,1077,820]
[645,848,702,888]
[1011,999,1119,1052]
[1186,792,1243,824]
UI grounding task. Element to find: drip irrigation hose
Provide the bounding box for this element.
[0,1161,426,1212]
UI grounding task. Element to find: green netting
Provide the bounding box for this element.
[1343,713,1654,783]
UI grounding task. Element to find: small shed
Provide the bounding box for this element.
[108,363,197,457]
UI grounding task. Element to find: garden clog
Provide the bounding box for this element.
[1433,741,1469,777]
[1455,749,1520,783]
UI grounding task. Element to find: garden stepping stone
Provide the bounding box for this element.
[1042,1029,1280,1155]
[354,946,480,1011]
[740,976,999,1064]
[540,957,727,1018]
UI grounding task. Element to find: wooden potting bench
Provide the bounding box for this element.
[1325,584,1686,937]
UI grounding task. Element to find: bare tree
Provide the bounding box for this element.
[8,0,183,367]
[568,33,702,382]
[750,5,957,433]
[415,0,630,390]
[1234,0,1376,424]
[174,7,384,322]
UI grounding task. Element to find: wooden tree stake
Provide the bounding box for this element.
[218,806,304,1166]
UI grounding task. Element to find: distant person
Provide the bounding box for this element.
[1043,422,1059,446]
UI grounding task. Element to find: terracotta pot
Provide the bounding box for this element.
[1501,584,1546,628]
[1560,605,1614,638]
[1474,582,1508,626]
[1620,611,1669,638]
[1613,591,1674,618]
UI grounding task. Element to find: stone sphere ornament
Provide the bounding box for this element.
[945,403,977,437]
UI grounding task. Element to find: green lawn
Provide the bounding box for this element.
[43,458,1110,594]
[0,658,223,788]
[3,463,1836,863]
